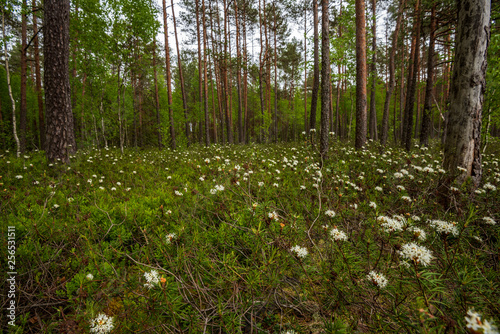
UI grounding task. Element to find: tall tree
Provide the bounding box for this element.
[162,0,177,149]
[402,0,421,151]
[320,0,330,159]
[2,6,20,157]
[443,0,490,185]
[33,0,45,150]
[202,0,210,146]
[44,0,75,163]
[355,0,367,149]
[309,0,319,132]
[380,0,405,146]
[170,0,188,147]
[368,0,377,141]
[419,3,436,147]
[20,0,27,153]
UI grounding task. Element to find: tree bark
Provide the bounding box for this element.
[419,3,436,147]
[380,0,405,146]
[368,0,377,141]
[309,0,319,132]
[33,0,45,150]
[163,0,177,149]
[152,39,162,149]
[443,0,490,186]
[20,0,27,153]
[355,0,367,150]
[44,0,75,163]
[402,0,421,151]
[170,0,187,148]
[202,0,210,146]
[320,0,330,159]
[2,8,20,157]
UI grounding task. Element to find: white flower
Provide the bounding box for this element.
[67,197,74,202]
[300,185,306,190]
[258,182,264,187]
[53,204,60,209]
[90,313,114,334]
[369,201,377,209]
[86,273,94,280]
[465,309,499,334]
[377,216,404,233]
[15,175,23,179]
[204,158,210,164]
[407,226,426,241]
[268,211,279,221]
[175,190,183,196]
[367,271,388,288]
[325,210,336,218]
[396,185,405,191]
[483,217,497,225]
[290,245,308,259]
[199,177,205,181]
[210,188,217,195]
[165,233,177,244]
[411,215,421,222]
[273,183,279,187]
[399,242,434,267]
[394,172,404,179]
[111,187,116,191]
[484,183,497,191]
[87,179,92,184]
[401,196,412,203]
[330,228,348,241]
[375,186,383,192]
[144,270,160,289]
[428,220,459,236]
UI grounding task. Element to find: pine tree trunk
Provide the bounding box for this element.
[44,0,75,163]
[163,0,177,149]
[152,39,162,149]
[33,0,45,150]
[402,0,421,151]
[202,0,210,146]
[320,0,330,159]
[419,4,436,147]
[368,0,377,141]
[443,0,490,186]
[381,0,405,146]
[170,0,187,148]
[20,0,27,153]
[355,0,367,150]
[309,0,319,132]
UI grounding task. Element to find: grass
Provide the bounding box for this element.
[1,137,499,333]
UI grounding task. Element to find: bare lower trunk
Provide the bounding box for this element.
[355,0,367,149]
[419,4,436,147]
[443,0,490,186]
[320,0,330,159]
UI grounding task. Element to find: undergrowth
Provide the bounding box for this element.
[1,138,499,333]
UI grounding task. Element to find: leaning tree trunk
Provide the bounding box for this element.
[355,0,367,150]
[44,0,75,163]
[320,0,330,159]
[443,0,490,186]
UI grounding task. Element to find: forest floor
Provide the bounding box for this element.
[1,138,499,333]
